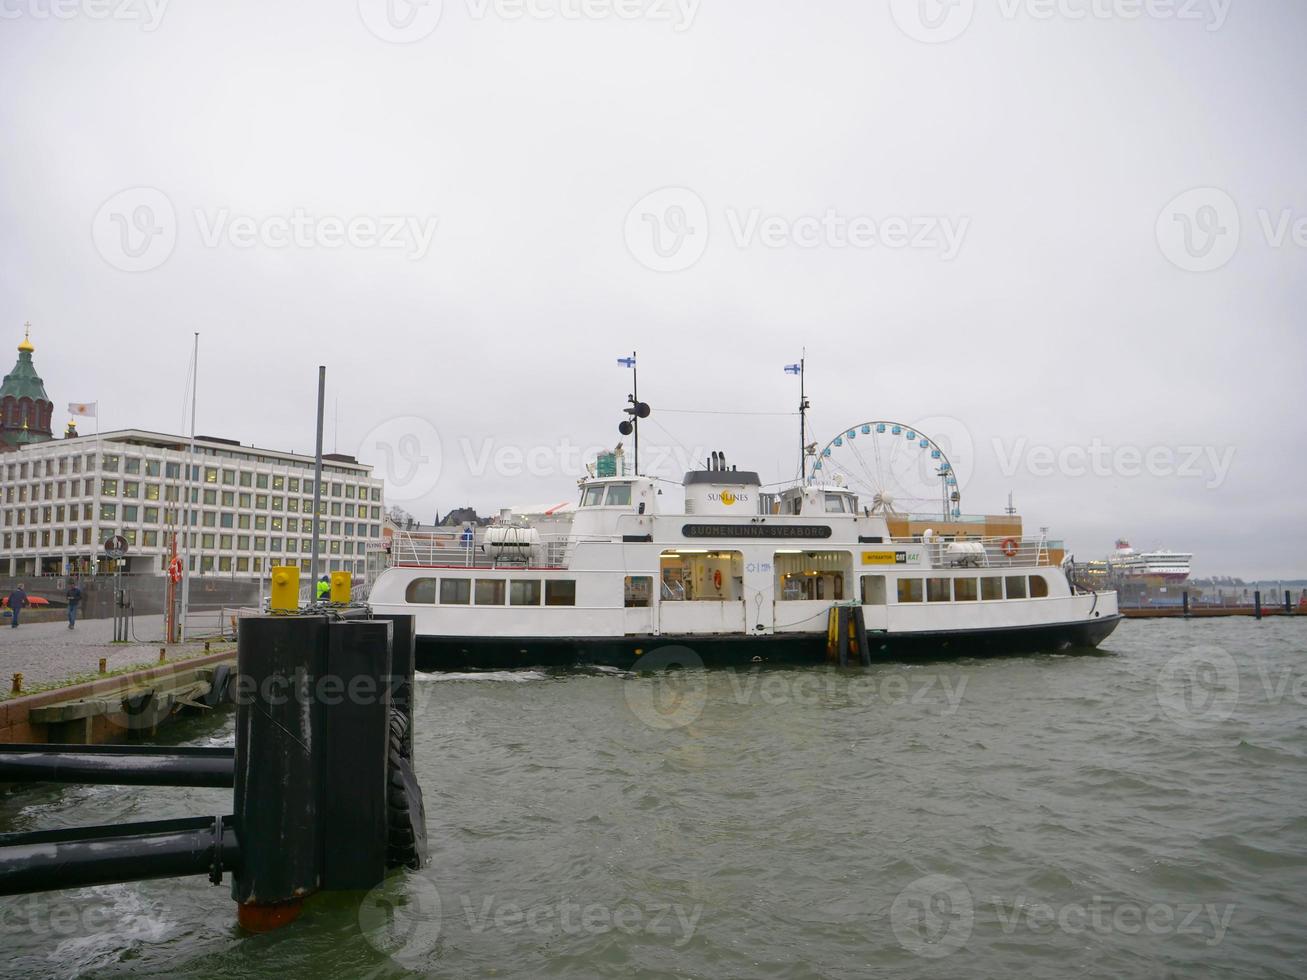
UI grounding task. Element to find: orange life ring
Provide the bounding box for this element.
[713,569,723,591]
[168,557,183,583]
[1001,538,1019,558]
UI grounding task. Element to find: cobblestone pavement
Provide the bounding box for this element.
[0,614,235,692]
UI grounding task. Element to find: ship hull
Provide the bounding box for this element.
[413,614,1123,671]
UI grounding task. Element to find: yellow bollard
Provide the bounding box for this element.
[270,565,300,612]
[11,673,21,695]
[159,647,167,663]
[329,571,352,605]
[98,658,107,674]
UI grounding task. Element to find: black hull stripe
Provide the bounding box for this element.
[413,616,1122,670]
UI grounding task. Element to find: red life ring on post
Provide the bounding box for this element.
[712,569,723,591]
[168,557,183,583]
[1001,538,1019,558]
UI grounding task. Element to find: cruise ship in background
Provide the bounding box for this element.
[1072,539,1194,606]
[1109,540,1193,583]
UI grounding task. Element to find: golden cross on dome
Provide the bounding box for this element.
[18,322,33,353]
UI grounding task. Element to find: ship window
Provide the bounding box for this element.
[510,580,541,606]
[1029,575,1049,598]
[954,578,978,601]
[776,551,849,601]
[545,580,576,606]
[860,575,887,604]
[475,579,505,605]
[582,486,605,507]
[624,575,652,607]
[1005,576,1027,599]
[662,550,744,601]
[605,484,632,506]
[404,578,437,603]
[927,578,951,602]
[981,577,1003,600]
[824,494,847,514]
[440,578,470,605]
[897,578,923,603]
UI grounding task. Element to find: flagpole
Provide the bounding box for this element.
[798,351,806,482]
[631,350,639,477]
[180,332,198,642]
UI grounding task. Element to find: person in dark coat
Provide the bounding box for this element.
[7,584,28,628]
[66,581,83,630]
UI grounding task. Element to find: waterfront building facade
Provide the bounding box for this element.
[1,429,384,580]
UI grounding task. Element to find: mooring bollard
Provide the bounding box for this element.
[1286,590,1292,614]
[11,674,21,696]
[232,615,329,932]
[98,658,107,675]
[159,647,167,664]
[1254,590,1262,620]
[231,612,424,931]
[1183,591,1190,617]
[0,610,423,930]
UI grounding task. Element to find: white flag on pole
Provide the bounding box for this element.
[68,401,98,417]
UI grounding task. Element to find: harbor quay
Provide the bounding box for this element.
[0,614,230,692]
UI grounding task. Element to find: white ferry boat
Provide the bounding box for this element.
[370,449,1121,670]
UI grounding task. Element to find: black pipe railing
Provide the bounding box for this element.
[0,745,234,787]
[0,815,238,897]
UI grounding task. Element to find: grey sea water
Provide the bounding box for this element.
[2,618,1305,978]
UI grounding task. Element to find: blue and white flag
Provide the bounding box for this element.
[783,363,801,375]
[617,356,636,368]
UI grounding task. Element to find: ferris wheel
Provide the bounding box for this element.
[811,421,961,519]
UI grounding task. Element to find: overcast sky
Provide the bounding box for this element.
[2,0,1304,578]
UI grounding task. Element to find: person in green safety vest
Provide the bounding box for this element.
[316,575,331,602]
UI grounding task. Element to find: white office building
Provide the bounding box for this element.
[1,429,385,581]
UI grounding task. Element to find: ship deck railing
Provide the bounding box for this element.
[387,530,590,570]
[384,530,1068,572]
[892,535,1066,570]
